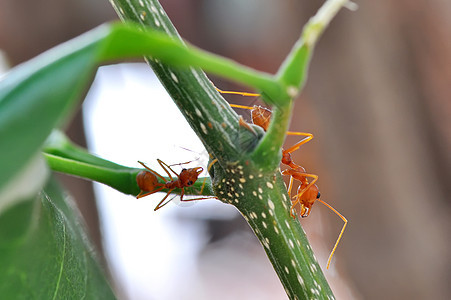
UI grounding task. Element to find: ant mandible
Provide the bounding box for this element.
[217,87,347,269]
[136,159,212,211]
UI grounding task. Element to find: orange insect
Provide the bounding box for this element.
[136,159,211,211]
[216,88,313,170]
[218,87,347,269]
[282,166,347,268]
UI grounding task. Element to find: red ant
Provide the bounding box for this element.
[218,87,347,269]
[215,88,313,170]
[136,159,214,211]
[282,166,347,269]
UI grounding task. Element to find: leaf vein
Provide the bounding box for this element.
[52,221,66,300]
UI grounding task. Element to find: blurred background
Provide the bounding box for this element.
[1,0,449,299]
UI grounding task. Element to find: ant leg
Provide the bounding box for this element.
[157,159,178,180]
[287,175,294,198]
[138,161,167,182]
[207,158,218,172]
[284,132,314,155]
[178,188,216,203]
[215,87,260,97]
[199,158,218,195]
[154,189,176,211]
[317,199,347,269]
[286,176,300,217]
[200,178,207,195]
[180,196,217,202]
[137,186,165,199]
[290,173,318,218]
[291,173,318,204]
[229,103,256,110]
[180,186,217,202]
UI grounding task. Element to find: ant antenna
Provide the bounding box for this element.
[317,199,347,269]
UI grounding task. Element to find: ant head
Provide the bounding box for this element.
[281,152,292,166]
[180,167,203,186]
[296,183,320,218]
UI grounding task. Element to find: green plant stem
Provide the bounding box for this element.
[105,0,352,298]
[277,0,351,89]
[44,131,126,170]
[44,153,213,197]
[44,153,140,195]
[251,102,294,172]
[104,25,284,103]
[43,132,214,197]
[107,1,350,299]
[109,0,286,182]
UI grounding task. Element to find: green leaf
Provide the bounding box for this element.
[0,176,115,299]
[0,27,109,192]
[0,22,272,195]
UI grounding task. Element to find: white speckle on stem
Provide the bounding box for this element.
[170,72,179,83]
[297,273,304,286]
[200,123,208,134]
[268,199,275,210]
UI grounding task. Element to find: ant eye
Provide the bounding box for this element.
[182,168,187,172]
[187,180,193,186]
[317,191,321,199]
